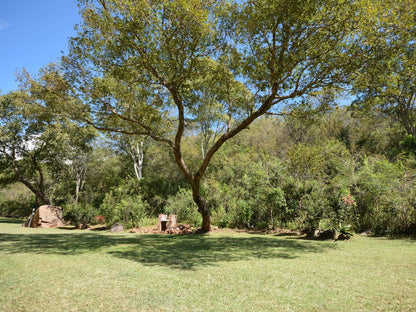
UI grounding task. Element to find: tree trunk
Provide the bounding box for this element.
[18,178,50,206]
[129,141,144,182]
[75,176,81,206]
[200,204,211,232]
[192,186,211,232]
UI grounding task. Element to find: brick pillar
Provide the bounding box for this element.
[168,214,177,228]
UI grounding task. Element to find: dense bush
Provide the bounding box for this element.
[0,184,35,217]
[64,204,99,228]
[164,188,201,226]
[100,186,148,229]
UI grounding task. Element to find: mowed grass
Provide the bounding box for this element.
[1,218,415,312]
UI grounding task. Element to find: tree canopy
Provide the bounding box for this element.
[352,0,416,136]
[0,69,96,206]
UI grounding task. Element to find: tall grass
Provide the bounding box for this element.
[1,218,415,311]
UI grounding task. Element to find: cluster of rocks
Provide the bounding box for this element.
[165,224,196,234]
[129,223,196,235]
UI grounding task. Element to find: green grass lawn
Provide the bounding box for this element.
[1,218,415,312]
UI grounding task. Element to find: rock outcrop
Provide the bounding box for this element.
[25,205,65,228]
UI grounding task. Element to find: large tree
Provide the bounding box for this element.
[351,0,416,136]
[60,0,364,231]
[0,91,51,205]
[0,67,96,206]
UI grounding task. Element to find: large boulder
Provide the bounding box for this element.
[25,205,65,228]
[110,223,125,233]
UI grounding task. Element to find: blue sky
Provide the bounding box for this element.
[0,0,81,94]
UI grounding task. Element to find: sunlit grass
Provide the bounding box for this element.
[1,218,415,311]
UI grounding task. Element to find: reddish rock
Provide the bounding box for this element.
[25,205,65,228]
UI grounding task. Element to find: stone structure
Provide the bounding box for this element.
[158,214,168,231]
[168,214,177,229]
[158,214,177,231]
[25,205,65,228]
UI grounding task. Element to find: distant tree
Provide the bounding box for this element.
[59,0,364,231]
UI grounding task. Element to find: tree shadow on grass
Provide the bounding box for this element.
[0,217,25,224]
[0,231,335,270]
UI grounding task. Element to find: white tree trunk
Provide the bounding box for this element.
[129,141,144,181]
[75,165,86,206]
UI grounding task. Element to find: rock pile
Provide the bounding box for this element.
[129,224,197,235]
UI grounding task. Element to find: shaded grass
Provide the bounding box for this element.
[0,217,25,224]
[1,218,416,311]
[0,225,328,270]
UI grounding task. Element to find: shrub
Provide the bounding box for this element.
[164,188,201,226]
[64,204,98,228]
[0,184,35,217]
[100,188,148,229]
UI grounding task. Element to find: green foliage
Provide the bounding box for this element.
[353,157,416,234]
[331,222,353,240]
[352,0,416,136]
[164,188,201,227]
[100,184,148,229]
[64,204,98,228]
[0,183,35,217]
[0,88,96,206]
[56,0,367,232]
[138,217,158,228]
[400,135,416,156]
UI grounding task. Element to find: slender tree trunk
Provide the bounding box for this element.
[129,141,144,182]
[75,176,81,206]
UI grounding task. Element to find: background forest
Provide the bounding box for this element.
[1,0,416,235]
[2,102,416,235]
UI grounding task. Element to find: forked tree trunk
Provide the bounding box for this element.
[129,141,144,182]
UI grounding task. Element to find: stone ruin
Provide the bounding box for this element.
[158,214,177,231]
[24,205,65,228]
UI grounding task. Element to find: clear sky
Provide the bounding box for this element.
[0,0,81,95]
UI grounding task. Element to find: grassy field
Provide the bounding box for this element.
[1,218,415,311]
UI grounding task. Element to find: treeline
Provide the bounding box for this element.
[1,103,415,235]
